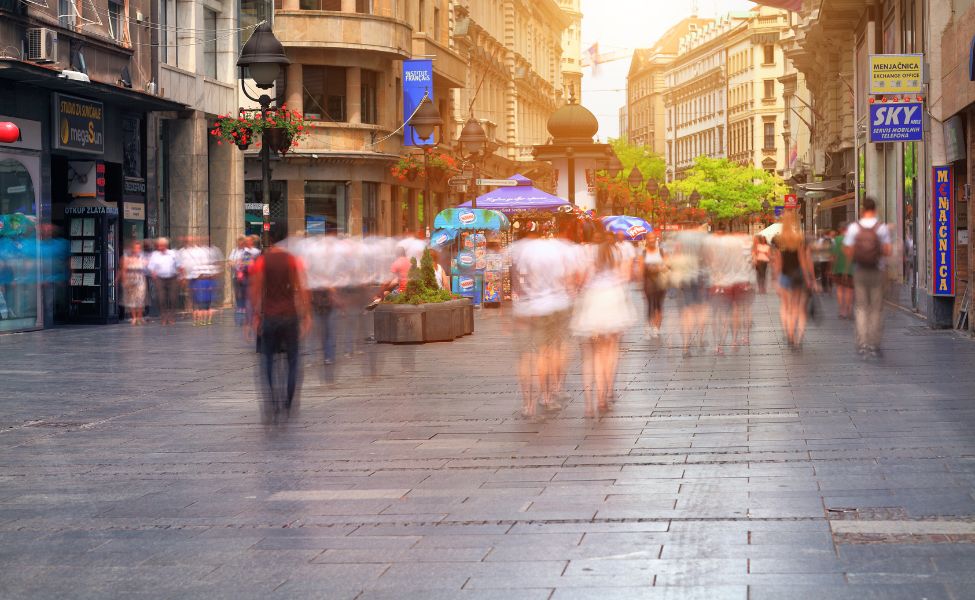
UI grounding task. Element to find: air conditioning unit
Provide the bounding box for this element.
[27,28,58,63]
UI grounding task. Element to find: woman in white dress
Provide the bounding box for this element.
[571,230,638,417]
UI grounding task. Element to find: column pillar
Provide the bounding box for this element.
[208,135,244,303]
[285,63,303,114]
[346,67,361,124]
[168,111,209,246]
[347,179,363,235]
[287,179,304,235]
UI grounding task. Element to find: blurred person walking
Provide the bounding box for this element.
[120,241,148,325]
[707,231,756,352]
[752,235,771,294]
[147,238,180,325]
[249,228,312,418]
[229,235,261,326]
[812,231,833,293]
[571,230,637,417]
[509,230,574,418]
[642,235,667,340]
[772,211,816,350]
[843,197,892,358]
[831,223,854,319]
[669,230,710,357]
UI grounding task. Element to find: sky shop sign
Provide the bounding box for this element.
[869,54,923,95]
[53,93,104,154]
[868,101,923,143]
[932,166,955,297]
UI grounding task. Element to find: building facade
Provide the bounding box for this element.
[724,7,790,175]
[556,0,583,101]
[663,14,748,181]
[626,17,711,155]
[0,0,183,331]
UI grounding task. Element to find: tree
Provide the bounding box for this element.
[608,138,666,184]
[671,156,787,223]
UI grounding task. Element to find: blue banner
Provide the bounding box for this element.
[932,166,955,297]
[868,102,923,143]
[403,60,434,146]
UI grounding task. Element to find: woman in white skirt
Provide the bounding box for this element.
[571,230,638,417]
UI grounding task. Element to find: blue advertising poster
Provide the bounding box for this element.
[868,102,923,142]
[403,60,434,146]
[932,166,955,297]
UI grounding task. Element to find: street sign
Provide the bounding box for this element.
[784,193,798,209]
[447,176,470,186]
[869,54,923,95]
[869,101,923,143]
[476,178,518,187]
[932,165,955,297]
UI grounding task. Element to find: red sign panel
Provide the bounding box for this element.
[784,194,798,209]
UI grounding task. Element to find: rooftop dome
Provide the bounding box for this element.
[546,92,598,144]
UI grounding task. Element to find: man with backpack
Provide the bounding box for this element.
[843,197,892,358]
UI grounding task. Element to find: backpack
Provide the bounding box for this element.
[852,222,882,268]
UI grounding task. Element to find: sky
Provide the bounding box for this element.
[580,0,756,140]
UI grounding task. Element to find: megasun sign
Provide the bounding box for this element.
[52,93,104,154]
[931,166,954,297]
[869,54,923,95]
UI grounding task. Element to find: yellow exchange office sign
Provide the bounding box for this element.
[869,54,923,95]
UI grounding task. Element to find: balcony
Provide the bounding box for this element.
[412,34,466,88]
[274,11,412,59]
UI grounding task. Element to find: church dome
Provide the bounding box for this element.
[546,95,598,144]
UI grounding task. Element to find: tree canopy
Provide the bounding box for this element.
[670,156,787,221]
[608,138,666,184]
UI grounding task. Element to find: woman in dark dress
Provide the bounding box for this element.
[772,212,816,350]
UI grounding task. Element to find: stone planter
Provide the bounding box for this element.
[373,298,473,343]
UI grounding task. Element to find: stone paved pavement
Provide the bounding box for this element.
[1,293,975,599]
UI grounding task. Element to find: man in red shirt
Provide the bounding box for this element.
[389,247,412,294]
[249,229,311,417]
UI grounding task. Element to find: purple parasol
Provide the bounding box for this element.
[458,174,569,214]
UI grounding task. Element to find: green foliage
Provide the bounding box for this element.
[386,249,457,305]
[671,156,787,221]
[608,138,666,184]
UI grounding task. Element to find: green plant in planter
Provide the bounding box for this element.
[387,249,456,305]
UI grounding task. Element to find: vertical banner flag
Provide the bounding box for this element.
[932,166,955,297]
[403,60,434,146]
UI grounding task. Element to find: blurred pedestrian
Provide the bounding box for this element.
[831,223,854,319]
[571,229,637,417]
[389,246,412,296]
[229,235,261,326]
[843,197,892,358]
[752,235,771,294]
[509,229,575,418]
[772,211,816,350]
[812,231,833,293]
[642,234,667,340]
[120,241,148,325]
[249,228,312,416]
[147,237,180,325]
[669,229,709,357]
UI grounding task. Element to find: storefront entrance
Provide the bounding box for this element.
[0,154,41,332]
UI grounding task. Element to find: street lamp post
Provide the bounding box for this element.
[627,166,643,217]
[406,93,442,234]
[237,22,290,248]
[458,117,489,209]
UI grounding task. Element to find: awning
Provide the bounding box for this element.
[815,192,854,212]
[0,58,186,113]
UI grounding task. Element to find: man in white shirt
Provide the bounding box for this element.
[843,196,892,358]
[509,231,576,418]
[147,237,180,325]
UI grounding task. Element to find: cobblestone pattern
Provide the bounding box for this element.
[1,293,974,599]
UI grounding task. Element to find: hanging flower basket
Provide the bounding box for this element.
[391,153,423,183]
[390,150,458,184]
[427,166,445,184]
[209,106,307,154]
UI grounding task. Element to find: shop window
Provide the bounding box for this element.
[764,122,775,150]
[362,182,379,235]
[303,66,347,122]
[244,180,287,237]
[305,181,347,233]
[0,158,39,332]
[203,9,218,79]
[763,44,774,65]
[361,69,378,125]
